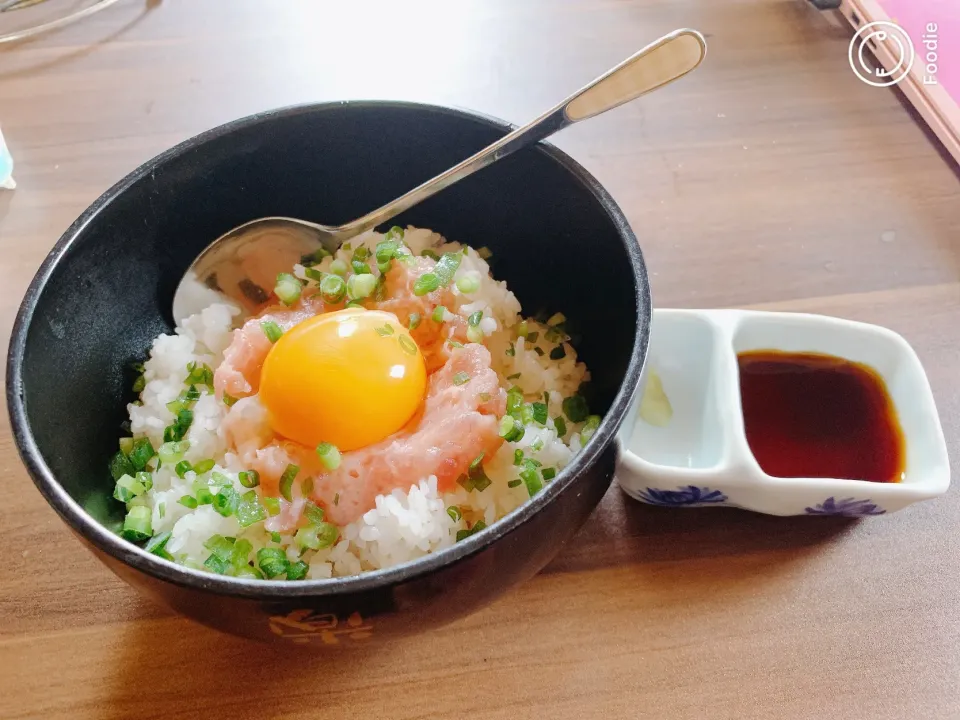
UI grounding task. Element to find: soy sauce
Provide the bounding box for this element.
[737,351,904,483]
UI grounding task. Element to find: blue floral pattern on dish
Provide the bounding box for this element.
[637,486,729,507]
[804,497,885,516]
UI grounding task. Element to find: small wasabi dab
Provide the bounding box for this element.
[0,126,14,190]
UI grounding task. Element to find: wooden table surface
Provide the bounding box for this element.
[2,1,959,718]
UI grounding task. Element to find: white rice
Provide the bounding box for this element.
[122,227,592,579]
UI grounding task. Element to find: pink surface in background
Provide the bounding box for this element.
[879,0,959,99]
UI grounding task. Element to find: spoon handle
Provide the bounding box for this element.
[338,28,706,239]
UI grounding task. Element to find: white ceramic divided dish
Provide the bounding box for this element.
[615,309,950,516]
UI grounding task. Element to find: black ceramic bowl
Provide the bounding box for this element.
[8,101,650,645]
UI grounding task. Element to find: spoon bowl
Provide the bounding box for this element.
[171,28,706,323]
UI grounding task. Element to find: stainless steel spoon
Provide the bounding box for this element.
[172,28,707,323]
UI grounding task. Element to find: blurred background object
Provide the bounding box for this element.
[0,0,125,44]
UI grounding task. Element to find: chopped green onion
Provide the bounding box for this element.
[113,474,146,503]
[300,247,331,266]
[223,393,238,407]
[447,506,462,522]
[316,523,339,548]
[448,339,464,349]
[343,243,353,251]
[384,226,404,242]
[452,371,471,386]
[119,437,134,456]
[195,487,214,505]
[329,258,348,276]
[376,238,401,264]
[203,553,230,574]
[345,300,366,309]
[304,501,325,525]
[375,323,395,337]
[457,275,480,294]
[470,453,485,470]
[274,273,302,305]
[531,402,548,426]
[174,460,192,479]
[318,274,346,303]
[434,252,462,286]
[516,321,528,339]
[185,362,215,389]
[523,457,542,470]
[315,443,341,471]
[212,486,240,517]
[506,387,524,415]
[263,496,281,516]
[505,343,515,357]
[550,345,567,360]
[547,312,566,326]
[414,273,440,296]
[514,449,524,466]
[477,246,492,260]
[163,408,193,442]
[374,275,386,302]
[521,404,535,425]
[507,478,522,488]
[531,437,544,452]
[527,331,540,343]
[534,347,545,357]
[302,476,314,496]
[498,415,525,443]
[260,320,283,343]
[257,547,289,579]
[398,335,418,356]
[520,468,543,497]
[347,273,377,299]
[420,248,440,260]
[145,531,173,560]
[467,311,483,327]
[554,416,567,437]
[132,374,146,393]
[432,306,447,323]
[351,259,372,275]
[562,395,590,423]
[472,471,491,492]
[136,472,154,491]
[193,458,215,475]
[210,472,230,488]
[545,327,566,343]
[236,495,267,527]
[109,451,135,482]
[408,313,421,330]
[167,385,201,415]
[581,415,601,442]
[178,495,198,509]
[466,326,484,343]
[238,469,260,488]
[456,521,486,542]
[352,246,369,262]
[286,560,309,581]
[279,464,299,502]
[158,502,166,519]
[304,267,325,283]
[122,505,152,542]
[270,531,282,544]
[542,467,557,481]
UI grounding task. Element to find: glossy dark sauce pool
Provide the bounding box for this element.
[737,351,905,483]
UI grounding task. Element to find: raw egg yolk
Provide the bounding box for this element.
[259,308,427,452]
